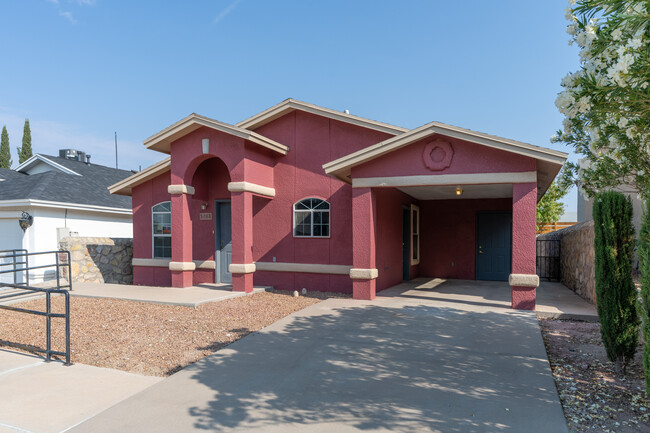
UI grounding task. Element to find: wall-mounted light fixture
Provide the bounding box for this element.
[19,211,33,231]
[455,186,463,196]
[201,202,208,210]
[202,138,210,154]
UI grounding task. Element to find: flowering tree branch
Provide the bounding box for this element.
[554,0,650,197]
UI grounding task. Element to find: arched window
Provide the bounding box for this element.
[152,201,172,258]
[293,198,330,238]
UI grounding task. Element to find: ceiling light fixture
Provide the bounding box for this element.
[455,186,463,196]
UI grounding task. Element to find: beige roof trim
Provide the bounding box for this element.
[236,98,408,136]
[108,158,171,197]
[323,121,568,181]
[144,113,289,155]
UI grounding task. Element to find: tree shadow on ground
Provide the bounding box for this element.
[183,301,566,433]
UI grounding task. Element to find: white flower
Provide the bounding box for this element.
[641,82,649,89]
[564,6,575,21]
[618,117,629,128]
[550,134,558,142]
[612,28,623,41]
[628,37,643,49]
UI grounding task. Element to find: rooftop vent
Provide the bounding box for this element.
[59,149,86,162]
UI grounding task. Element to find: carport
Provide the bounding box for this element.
[324,121,567,309]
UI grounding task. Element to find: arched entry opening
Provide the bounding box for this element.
[189,157,231,285]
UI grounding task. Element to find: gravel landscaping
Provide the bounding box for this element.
[540,318,650,433]
[0,290,343,376]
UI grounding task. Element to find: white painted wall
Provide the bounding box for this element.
[0,205,132,283]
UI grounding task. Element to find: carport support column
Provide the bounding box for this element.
[351,187,377,300]
[170,185,194,288]
[231,191,254,293]
[510,182,539,310]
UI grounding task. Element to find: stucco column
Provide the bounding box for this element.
[170,186,195,288]
[351,187,377,300]
[510,182,539,310]
[230,191,254,293]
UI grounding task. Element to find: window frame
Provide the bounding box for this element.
[152,201,172,259]
[293,198,331,238]
[410,204,420,265]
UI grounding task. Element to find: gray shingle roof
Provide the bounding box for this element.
[0,168,27,181]
[0,155,133,210]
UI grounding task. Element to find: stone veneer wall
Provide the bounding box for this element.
[59,237,133,284]
[539,221,596,305]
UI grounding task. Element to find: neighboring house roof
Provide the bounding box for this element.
[144,113,289,155]
[0,155,133,210]
[236,98,408,136]
[323,120,568,199]
[109,157,171,196]
[15,154,82,176]
[0,168,27,181]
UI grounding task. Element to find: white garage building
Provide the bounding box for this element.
[0,150,133,283]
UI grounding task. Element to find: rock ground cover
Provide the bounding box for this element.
[540,318,649,432]
[0,290,343,376]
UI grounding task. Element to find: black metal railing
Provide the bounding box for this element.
[536,239,561,281]
[0,250,72,365]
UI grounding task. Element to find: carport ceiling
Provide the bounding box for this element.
[398,184,513,200]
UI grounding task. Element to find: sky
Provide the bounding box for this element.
[1,0,580,215]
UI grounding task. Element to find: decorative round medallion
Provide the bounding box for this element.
[422,140,454,171]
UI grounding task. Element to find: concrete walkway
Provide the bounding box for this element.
[68,283,569,432]
[0,349,161,433]
[68,282,268,307]
[382,278,598,321]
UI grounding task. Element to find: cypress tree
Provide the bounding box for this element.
[0,126,11,169]
[17,119,32,164]
[593,191,639,374]
[638,196,650,393]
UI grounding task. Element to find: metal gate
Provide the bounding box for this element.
[536,239,560,281]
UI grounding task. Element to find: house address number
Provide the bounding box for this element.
[199,212,212,220]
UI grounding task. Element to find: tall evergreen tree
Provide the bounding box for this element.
[593,191,639,374]
[17,119,32,164]
[638,196,650,394]
[0,126,11,169]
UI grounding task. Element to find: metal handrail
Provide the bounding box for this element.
[0,250,72,291]
[0,250,72,365]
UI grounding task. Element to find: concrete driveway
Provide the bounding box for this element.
[68,282,568,433]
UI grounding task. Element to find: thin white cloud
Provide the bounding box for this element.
[46,0,59,4]
[75,0,96,5]
[59,11,77,24]
[214,0,242,24]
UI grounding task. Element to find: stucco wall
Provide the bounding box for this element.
[539,221,596,304]
[59,236,133,284]
[419,198,512,279]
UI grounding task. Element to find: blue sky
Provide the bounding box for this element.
[1,0,579,214]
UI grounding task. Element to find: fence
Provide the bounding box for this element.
[0,250,72,364]
[536,239,561,281]
[537,221,577,235]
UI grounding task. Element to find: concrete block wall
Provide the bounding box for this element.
[59,237,133,284]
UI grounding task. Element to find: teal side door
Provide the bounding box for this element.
[476,212,512,281]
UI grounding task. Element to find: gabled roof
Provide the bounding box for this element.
[0,168,132,210]
[15,154,81,176]
[144,113,289,155]
[109,157,171,196]
[323,121,568,199]
[236,98,408,136]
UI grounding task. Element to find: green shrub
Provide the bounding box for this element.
[638,196,650,392]
[593,191,638,374]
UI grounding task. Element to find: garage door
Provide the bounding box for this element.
[0,219,24,285]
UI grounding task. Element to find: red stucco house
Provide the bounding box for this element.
[109,99,567,310]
